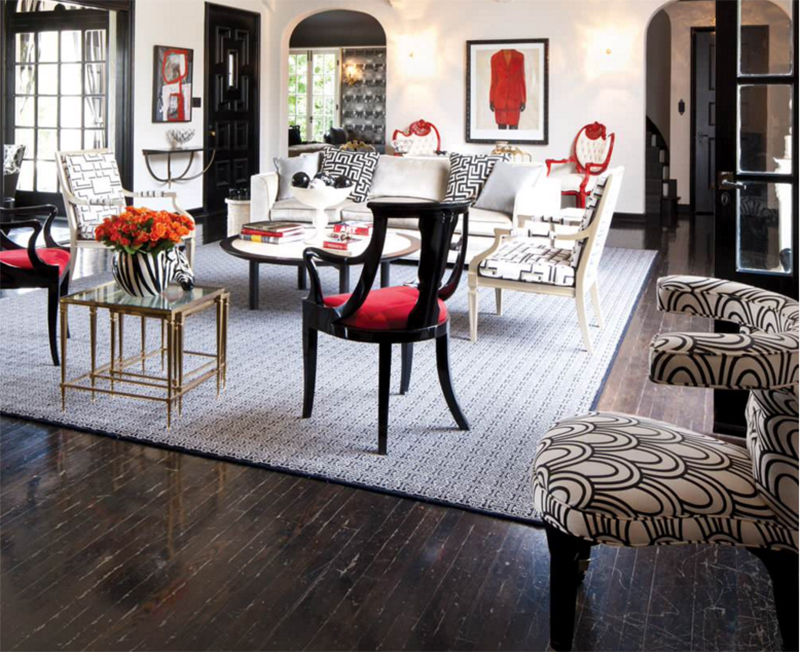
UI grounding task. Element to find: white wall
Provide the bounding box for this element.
[133,0,272,211]
[265,0,668,214]
[664,0,793,205]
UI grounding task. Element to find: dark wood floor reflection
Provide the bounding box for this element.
[0,215,783,651]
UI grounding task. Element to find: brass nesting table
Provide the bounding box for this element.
[60,283,229,428]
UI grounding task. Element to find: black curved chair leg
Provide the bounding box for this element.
[750,547,799,652]
[400,342,413,395]
[47,283,60,366]
[546,525,584,652]
[61,275,71,338]
[378,342,391,454]
[302,326,318,418]
[435,333,469,430]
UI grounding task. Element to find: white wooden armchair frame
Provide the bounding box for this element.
[467,167,624,354]
[55,149,196,280]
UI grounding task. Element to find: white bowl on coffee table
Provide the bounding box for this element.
[292,185,354,242]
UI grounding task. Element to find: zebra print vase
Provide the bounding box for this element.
[112,251,169,297]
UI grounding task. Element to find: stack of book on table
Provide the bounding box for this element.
[240,221,305,244]
[333,221,373,237]
[323,231,365,254]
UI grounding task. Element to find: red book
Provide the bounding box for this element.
[323,234,364,253]
[333,221,373,237]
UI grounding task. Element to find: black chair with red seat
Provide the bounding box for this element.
[302,200,472,454]
[0,205,71,365]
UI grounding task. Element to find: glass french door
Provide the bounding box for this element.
[714,0,797,432]
[288,49,339,143]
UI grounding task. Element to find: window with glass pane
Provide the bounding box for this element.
[288,50,338,142]
[738,182,793,274]
[739,0,793,76]
[10,26,108,193]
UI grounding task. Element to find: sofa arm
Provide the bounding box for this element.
[251,173,279,221]
[513,176,561,227]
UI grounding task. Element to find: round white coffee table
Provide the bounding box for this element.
[220,227,420,310]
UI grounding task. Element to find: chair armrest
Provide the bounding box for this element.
[657,276,799,333]
[468,228,515,275]
[512,177,561,228]
[0,218,57,274]
[649,331,799,391]
[585,162,607,175]
[545,157,575,175]
[251,173,279,221]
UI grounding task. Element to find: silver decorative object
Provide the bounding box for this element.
[167,128,195,149]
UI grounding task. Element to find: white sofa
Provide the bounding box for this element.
[250,155,561,247]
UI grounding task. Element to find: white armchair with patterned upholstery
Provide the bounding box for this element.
[55,149,196,279]
[546,122,615,208]
[468,167,624,353]
[533,276,799,651]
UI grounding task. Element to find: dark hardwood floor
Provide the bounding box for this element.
[0,214,784,651]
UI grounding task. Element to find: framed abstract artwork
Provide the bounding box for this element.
[153,46,193,123]
[466,39,549,145]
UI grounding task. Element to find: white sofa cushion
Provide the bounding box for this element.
[369,155,449,201]
[269,198,351,223]
[474,162,542,215]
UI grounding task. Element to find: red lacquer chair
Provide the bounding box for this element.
[301,200,472,455]
[391,119,442,156]
[0,205,71,365]
[546,122,615,208]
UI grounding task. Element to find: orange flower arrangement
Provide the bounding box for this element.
[95,207,194,255]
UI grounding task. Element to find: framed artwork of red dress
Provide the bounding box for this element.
[466,39,549,145]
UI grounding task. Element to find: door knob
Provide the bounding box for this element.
[721,179,747,191]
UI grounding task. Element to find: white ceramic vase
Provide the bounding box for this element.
[291,185,354,242]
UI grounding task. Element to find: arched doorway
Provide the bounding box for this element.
[286,10,387,154]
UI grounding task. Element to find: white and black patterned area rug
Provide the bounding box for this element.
[0,241,656,522]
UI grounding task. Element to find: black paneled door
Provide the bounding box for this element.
[204,2,259,243]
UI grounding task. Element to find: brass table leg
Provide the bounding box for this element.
[141,315,147,372]
[221,293,229,391]
[89,306,97,401]
[215,296,222,396]
[166,315,175,429]
[118,313,125,369]
[109,311,117,395]
[60,302,68,411]
[176,313,184,417]
[161,319,166,370]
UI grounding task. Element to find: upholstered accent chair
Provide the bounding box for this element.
[302,201,472,455]
[0,205,71,365]
[391,119,442,156]
[533,276,799,651]
[3,144,26,202]
[468,167,623,353]
[546,122,615,208]
[55,149,196,280]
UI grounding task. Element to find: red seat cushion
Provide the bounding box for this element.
[0,248,70,274]
[323,286,448,330]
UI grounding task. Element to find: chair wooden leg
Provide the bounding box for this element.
[302,326,318,418]
[749,547,799,652]
[47,283,60,366]
[61,275,71,338]
[468,287,478,343]
[400,342,413,395]
[378,342,391,455]
[575,292,593,354]
[435,332,470,430]
[590,283,603,328]
[546,525,585,652]
[495,287,503,316]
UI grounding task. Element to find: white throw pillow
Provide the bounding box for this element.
[369,155,450,201]
[474,162,542,216]
[273,153,321,201]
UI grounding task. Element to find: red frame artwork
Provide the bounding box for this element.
[153,46,193,123]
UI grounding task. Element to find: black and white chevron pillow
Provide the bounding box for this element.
[320,149,380,203]
[444,153,508,203]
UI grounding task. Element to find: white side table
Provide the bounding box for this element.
[225,198,251,237]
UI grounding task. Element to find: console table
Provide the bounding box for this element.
[142,147,216,187]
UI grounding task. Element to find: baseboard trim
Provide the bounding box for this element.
[613,211,647,225]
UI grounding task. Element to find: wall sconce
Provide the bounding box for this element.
[343,62,360,86]
[678,99,686,116]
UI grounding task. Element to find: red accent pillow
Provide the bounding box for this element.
[324,286,448,330]
[0,248,70,274]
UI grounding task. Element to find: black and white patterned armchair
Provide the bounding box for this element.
[55,149,196,280]
[533,276,798,651]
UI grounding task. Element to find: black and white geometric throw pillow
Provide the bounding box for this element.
[444,152,509,203]
[320,149,380,203]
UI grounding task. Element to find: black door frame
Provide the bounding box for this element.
[713,0,798,434]
[203,2,261,231]
[690,26,716,214]
[1,0,135,207]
